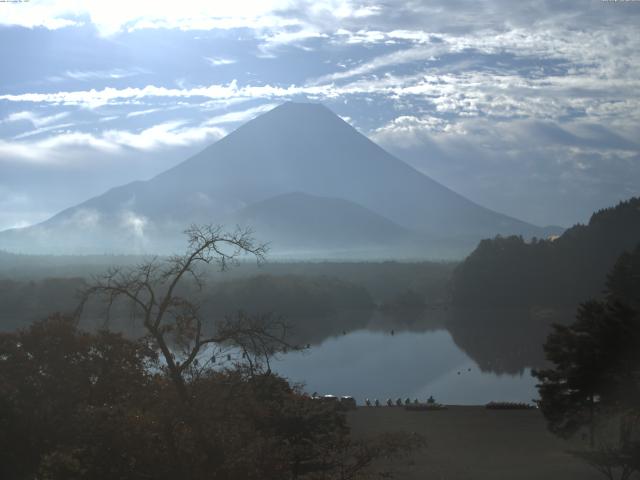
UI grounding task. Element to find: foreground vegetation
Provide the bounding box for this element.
[533,243,640,479]
[0,316,424,480]
[2,196,639,479]
[0,225,422,480]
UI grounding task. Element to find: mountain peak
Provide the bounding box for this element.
[0,101,550,257]
[253,101,338,124]
[275,101,328,111]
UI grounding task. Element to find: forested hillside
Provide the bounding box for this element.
[452,197,640,307]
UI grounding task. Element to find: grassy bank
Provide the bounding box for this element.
[348,406,600,479]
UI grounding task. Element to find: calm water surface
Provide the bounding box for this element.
[272,326,539,405]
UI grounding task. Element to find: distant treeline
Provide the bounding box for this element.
[0,260,454,333]
[452,197,640,307]
[0,277,86,331]
[0,274,369,332]
[223,261,455,305]
[205,274,373,318]
[0,254,454,304]
[0,251,148,279]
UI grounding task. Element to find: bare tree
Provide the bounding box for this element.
[76,224,288,404]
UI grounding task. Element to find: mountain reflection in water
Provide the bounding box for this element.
[272,307,572,405]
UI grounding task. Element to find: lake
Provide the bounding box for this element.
[270,308,562,405]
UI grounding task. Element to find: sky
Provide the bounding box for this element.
[0,0,639,231]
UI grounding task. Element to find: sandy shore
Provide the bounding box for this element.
[348,406,602,480]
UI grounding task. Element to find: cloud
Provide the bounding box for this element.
[0,121,226,164]
[204,57,237,67]
[63,208,102,229]
[0,83,245,108]
[3,22,637,127]
[373,114,640,226]
[0,102,287,166]
[126,108,163,118]
[203,103,279,125]
[63,68,144,81]
[322,24,640,84]
[0,0,381,36]
[311,44,441,84]
[0,81,336,108]
[4,111,70,128]
[372,115,459,141]
[0,4,82,30]
[36,131,121,154]
[12,122,78,140]
[258,27,328,51]
[1,86,189,109]
[1,6,637,131]
[120,210,149,238]
[102,121,225,150]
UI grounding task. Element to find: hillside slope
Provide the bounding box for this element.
[451,197,640,307]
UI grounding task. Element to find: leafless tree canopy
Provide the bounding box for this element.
[75,224,289,402]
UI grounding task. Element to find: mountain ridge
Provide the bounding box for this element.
[230,191,425,258]
[0,102,561,257]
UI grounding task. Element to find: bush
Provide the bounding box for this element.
[0,315,422,480]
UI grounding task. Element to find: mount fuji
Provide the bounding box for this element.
[0,102,560,258]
